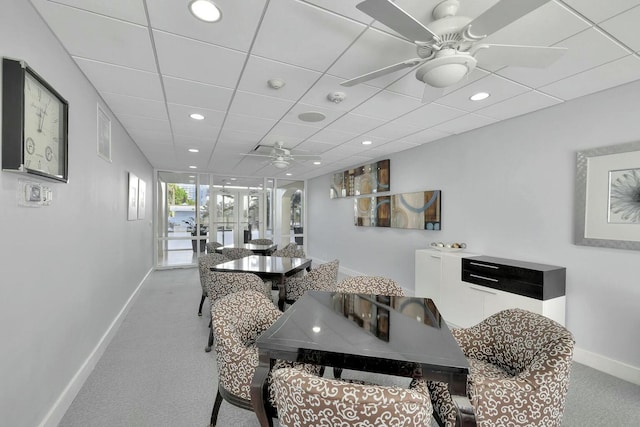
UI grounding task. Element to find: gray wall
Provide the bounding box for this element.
[0,1,154,426]
[308,78,640,378]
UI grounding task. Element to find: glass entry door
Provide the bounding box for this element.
[210,189,266,245]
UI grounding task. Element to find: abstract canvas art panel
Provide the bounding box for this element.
[331,159,390,198]
[390,191,441,230]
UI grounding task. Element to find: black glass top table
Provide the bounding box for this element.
[210,255,311,310]
[214,243,278,255]
[250,291,476,427]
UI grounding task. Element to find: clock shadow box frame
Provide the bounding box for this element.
[2,57,69,183]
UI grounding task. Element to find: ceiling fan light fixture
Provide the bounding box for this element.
[415,50,477,88]
[188,0,222,23]
[272,158,289,169]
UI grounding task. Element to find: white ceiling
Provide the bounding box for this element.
[30,0,640,183]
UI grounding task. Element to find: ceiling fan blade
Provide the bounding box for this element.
[293,155,322,161]
[341,58,424,87]
[356,0,439,43]
[241,153,273,158]
[464,0,552,39]
[473,44,567,68]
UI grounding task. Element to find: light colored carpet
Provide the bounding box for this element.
[59,268,640,427]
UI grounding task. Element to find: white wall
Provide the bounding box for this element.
[308,79,640,382]
[0,1,154,426]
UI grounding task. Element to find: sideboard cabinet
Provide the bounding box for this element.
[415,249,566,327]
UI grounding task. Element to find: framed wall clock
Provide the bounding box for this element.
[2,57,69,183]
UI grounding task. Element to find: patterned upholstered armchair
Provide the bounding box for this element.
[221,247,253,260]
[248,238,274,245]
[336,275,405,296]
[271,242,305,258]
[411,309,575,427]
[283,259,339,306]
[273,367,433,427]
[205,241,223,254]
[210,290,321,427]
[204,272,271,352]
[197,253,229,316]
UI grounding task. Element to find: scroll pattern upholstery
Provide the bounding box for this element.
[284,259,339,302]
[248,238,274,245]
[273,367,433,427]
[206,241,223,253]
[336,276,405,296]
[221,247,254,260]
[272,242,305,258]
[207,271,270,303]
[198,253,230,298]
[411,309,575,427]
[211,291,321,417]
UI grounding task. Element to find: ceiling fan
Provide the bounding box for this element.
[243,141,321,169]
[341,0,567,101]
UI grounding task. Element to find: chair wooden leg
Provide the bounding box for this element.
[209,389,223,427]
[205,327,214,352]
[198,294,206,316]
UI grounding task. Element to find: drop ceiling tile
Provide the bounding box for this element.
[366,121,422,140]
[74,58,163,101]
[350,90,421,120]
[102,92,168,121]
[476,90,562,120]
[128,129,174,146]
[599,5,640,52]
[539,55,640,100]
[481,2,590,66]
[172,122,220,141]
[298,75,380,111]
[172,136,217,152]
[217,128,265,147]
[562,0,640,23]
[163,77,234,111]
[153,31,246,88]
[31,1,156,71]
[391,103,467,129]
[328,27,417,87]
[238,56,322,101]
[295,140,339,154]
[435,75,531,112]
[432,113,498,134]
[262,121,323,144]
[396,128,451,145]
[326,113,386,134]
[167,104,226,129]
[306,128,358,145]
[42,0,148,24]
[497,28,631,89]
[224,114,277,136]
[228,91,295,120]
[371,140,418,155]
[252,0,366,72]
[117,114,171,133]
[146,0,266,51]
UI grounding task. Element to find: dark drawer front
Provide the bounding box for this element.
[462,257,566,300]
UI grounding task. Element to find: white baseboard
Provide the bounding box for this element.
[573,346,640,386]
[38,268,153,427]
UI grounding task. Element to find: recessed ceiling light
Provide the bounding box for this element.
[285,173,292,176]
[230,178,237,181]
[470,92,490,101]
[362,140,372,145]
[188,0,222,23]
[298,111,326,122]
[190,113,205,120]
[189,165,197,169]
[188,148,199,153]
[313,161,321,165]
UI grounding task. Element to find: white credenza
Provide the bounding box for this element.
[415,249,566,328]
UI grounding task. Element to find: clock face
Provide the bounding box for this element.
[23,72,65,177]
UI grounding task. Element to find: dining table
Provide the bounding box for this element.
[214,242,278,255]
[250,290,477,427]
[210,255,311,310]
